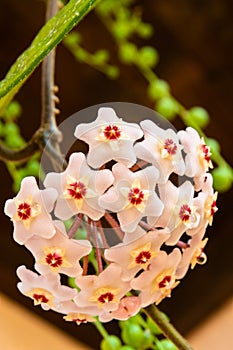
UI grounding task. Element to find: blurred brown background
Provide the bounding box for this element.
[0,0,233,348]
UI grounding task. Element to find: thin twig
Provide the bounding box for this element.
[67,214,83,239]
[104,212,124,241]
[82,254,89,276]
[92,220,103,273]
[0,134,40,162]
[97,220,109,248]
[176,241,189,249]
[42,138,67,169]
[0,0,64,169]
[139,220,154,231]
[82,217,91,275]
[41,0,64,172]
[144,304,193,350]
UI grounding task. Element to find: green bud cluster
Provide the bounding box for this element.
[188,106,210,128]
[212,165,233,192]
[100,335,122,350]
[1,101,25,149]
[63,31,119,79]
[116,312,176,350]
[156,97,179,121]
[1,101,40,192]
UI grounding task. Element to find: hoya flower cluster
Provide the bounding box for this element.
[5,107,218,325]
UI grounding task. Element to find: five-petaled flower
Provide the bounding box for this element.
[25,223,92,277]
[148,180,200,245]
[4,176,57,245]
[17,265,77,310]
[104,228,169,281]
[44,152,114,221]
[131,249,181,307]
[74,264,131,315]
[178,127,213,190]
[99,163,163,232]
[74,107,143,168]
[135,120,185,183]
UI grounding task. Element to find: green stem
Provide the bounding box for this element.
[93,319,109,339]
[0,0,101,113]
[0,0,102,163]
[144,304,193,350]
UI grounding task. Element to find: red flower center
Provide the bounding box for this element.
[98,292,114,304]
[17,202,31,220]
[73,317,87,324]
[211,200,217,217]
[45,252,63,268]
[103,125,121,140]
[179,204,191,222]
[201,144,211,163]
[33,293,49,304]
[135,251,152,265]
[128,187,144,206]
[67,181,87,200]
[158,275,171,288]
[164,138,177,155]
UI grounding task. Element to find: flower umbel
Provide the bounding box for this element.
[5,107,218,324]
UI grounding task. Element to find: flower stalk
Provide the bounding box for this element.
[144,304,193,350]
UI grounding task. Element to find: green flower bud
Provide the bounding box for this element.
[75,48,88,61]
[94,50,110,64]
[4,101,22,121]
[106,66,119,79]
[206,138,220,154]
[212,166,233,192]
[4,123,20,136]
[156,97,179,120]
[122,324,144,347]
[113,22,131,40]
[188,106,210,128]
[100,335,122,350]
[119,43,137,64]
[137,23,153,38]
[120,346,135,350]
[137,46,159,68]
[159,339,178,350]
[141,330,154,348]
[148,80,170,100]
[64,31,81,45]
[5,134,25,149]
[97,0,115,15]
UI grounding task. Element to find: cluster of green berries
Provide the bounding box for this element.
[100,314,177,350]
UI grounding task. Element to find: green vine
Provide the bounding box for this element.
[0,0,101,114]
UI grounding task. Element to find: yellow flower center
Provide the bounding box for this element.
[128,242,156,269]
[89,287,120,307]
[39,246,72,272]
[14,196,41,229]
[25,288,54,306]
